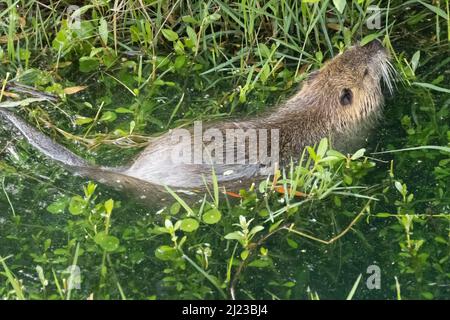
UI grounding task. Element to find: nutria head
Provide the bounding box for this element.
[261,40,397,161]
[282,40,395,135]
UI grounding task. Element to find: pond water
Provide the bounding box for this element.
[1,71,448,300]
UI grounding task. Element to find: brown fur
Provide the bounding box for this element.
[1,41,394,203]
[123,40,393,190]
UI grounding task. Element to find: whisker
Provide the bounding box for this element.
[380,59,395,95]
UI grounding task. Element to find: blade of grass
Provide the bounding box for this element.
[346,273,362,300]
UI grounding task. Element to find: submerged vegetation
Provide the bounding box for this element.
[0,0,449,299]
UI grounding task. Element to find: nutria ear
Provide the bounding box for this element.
[306,70,319,83]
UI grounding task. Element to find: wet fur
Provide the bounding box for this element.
[1,41,395,202]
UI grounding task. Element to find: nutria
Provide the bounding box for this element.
[0,40,394,202]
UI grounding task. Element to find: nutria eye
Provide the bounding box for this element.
[340,88,353,106]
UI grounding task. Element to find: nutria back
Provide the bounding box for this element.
[124,40,395,189]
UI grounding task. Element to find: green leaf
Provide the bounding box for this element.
[46,197,68,214]
[286,238,298,249]
[258,180,268,193]
[319,156,341,163]
[170,202,181,215]
[240,250,249,260]
[180,218,199,232]
[326,150,346,159]
[343,174,352,185]
[258,43,271,59]
[74,116,93,125]
[85,182,97,197]
[181,15,199,24]
[351,148,366,160]
[115,107,134,114]
[258,209,269,217]
[100,111,117,122]
[260,64,270,82]
[174,40,185,55]
[413,82,450,94]
[394,181,403,194]
[99,17,108,45]
[307,146,317,161]
[316,138,328,158]
[283,281,296,288]
[203,208,222,224]
[248,259,272,268]
[94,232,120,252]
[269,219,283,233]
[79,56,99,73]
[434,236,447,244]
[375,213,392,218]
[165,219,173,230]
[186,26,197,46]
[161,29,178,41]
[104,199,114,215]
[154,245,178,261]
[54,248,67,255]
[410,51,420,72]
[333,0,346,14]
[315,51,323,62]
[421,291,434,300]
[360,34,382,47]
[249,225,264,236]
[205,13,221,24]
[174,55,186,69]
[418,0,448,19]
[224,231,244,241]
[36,266,47,286]
[68,196,85,215]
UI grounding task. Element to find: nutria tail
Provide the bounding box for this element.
[0,108,88,168]
[0,108,174,203]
